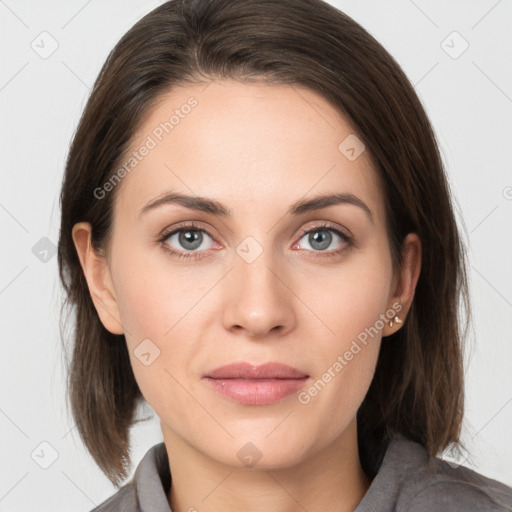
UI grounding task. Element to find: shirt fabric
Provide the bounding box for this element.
[91,434,512,511]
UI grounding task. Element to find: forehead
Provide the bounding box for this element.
[113,79,386,227]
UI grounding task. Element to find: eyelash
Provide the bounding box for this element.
[157,221,353,261]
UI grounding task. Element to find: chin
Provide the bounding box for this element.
[201,430,315,471]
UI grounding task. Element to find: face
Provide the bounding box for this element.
[88,80,408,470]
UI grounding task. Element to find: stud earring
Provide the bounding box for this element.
[388,315,402,328]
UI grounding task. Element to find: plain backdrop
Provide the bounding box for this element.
[1,0,511,510]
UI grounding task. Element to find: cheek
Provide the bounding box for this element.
[115,268,196,425]
[293,248,391,436]
[111,240,199,337]
[109,242,217,408]
[298,338,380,452]
[302,244,393,344]
[297,291,386,448]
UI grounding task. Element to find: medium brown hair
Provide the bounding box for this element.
[58,0,470,485]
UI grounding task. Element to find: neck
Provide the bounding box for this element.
[163,419,371,512]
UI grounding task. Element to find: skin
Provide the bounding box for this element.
[72,79,421,512]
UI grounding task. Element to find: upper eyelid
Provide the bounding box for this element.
[160,221,214,238]
[160,221,350,245]
[297,222,350,239]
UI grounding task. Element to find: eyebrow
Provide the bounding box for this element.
[138,191,374,224]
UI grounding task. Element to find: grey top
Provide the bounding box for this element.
[91,434,512,511]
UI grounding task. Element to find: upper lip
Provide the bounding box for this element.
[204,362,309,379]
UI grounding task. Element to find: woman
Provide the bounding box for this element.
[57,0,512,510]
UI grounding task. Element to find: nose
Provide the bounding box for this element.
[221,247,297,339]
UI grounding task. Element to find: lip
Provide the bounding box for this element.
[205,362,308,380]
[203,362,310,405]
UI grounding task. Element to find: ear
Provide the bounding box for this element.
[382,232,422,337]
[71,222,124,335]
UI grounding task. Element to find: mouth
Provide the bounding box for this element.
[203,362,310,405]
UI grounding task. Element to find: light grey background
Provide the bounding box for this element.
[1,0,511,510]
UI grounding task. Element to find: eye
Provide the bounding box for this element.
[166,229,213,251]
[158,221,217,260]
[158,221,352,261]
[293,223,352,256]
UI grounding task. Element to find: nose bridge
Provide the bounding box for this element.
[222,235,295,336]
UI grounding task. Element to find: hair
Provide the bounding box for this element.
[58,0,471,486]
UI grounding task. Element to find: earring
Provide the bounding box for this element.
[388,315,402,328]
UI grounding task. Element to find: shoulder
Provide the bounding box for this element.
[89,442,170,512]
[396,458,512,511]
[89,483,138,511]
[357,434,512,512]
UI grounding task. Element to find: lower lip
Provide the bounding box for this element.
[204,377,308,405]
